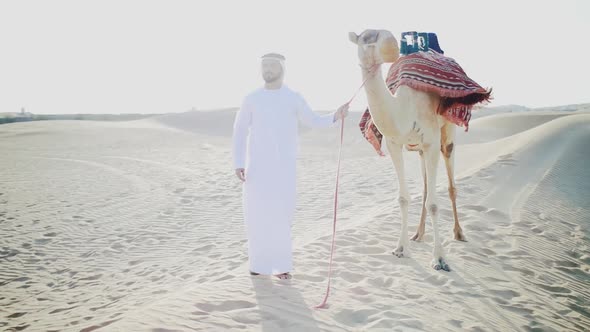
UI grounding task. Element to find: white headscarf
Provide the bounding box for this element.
[261,53,286,73]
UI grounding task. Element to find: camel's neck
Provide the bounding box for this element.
[362,65,399,137]
[362,65,390,102]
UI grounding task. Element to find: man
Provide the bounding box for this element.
[232,53,349,280]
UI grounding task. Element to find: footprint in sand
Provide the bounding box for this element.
[497,158,518,166]
[191,244,214,252]
[448,319,464,329]
[111,241,129,250]
[499,304,534,316]
[0,247,19,259]
[78,274,103,281]
[398,319,424,330]
[481,248,497,256]
[367,276,394,288]
[365,239,379,245]
[195,300,256,312]
[160,210,174,216]
[295,274,324,282]
[367,260,384,268]
[484,208,510,221]
[424,275,447,286]
[334,308,380,325]
[335,239,355,247]
[483,276,510,283]
[7,312,27,318]
[486,289,520,300]
[461,204,487,212]
[350,286,370,296]
[214,275,234,282]
[554,260,579,268]
[461,185,477,194]
[49,306,78,314]
[405,293,423,300]
[34,238,52,245]
[497,153,514,160]
[463,224,492,233]
[461,255,491,265]
[535,284,572,294]
[506,250,530,257]
[501,265,535,277]
[338,271,365,283]
[128,259,143,266]
[351,246,387,255]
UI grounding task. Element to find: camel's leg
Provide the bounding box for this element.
[441,123,466,242]
[385,140,411,258]
[423,144,450,271]
[411,150,427,241]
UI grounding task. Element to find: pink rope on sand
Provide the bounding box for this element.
[314,65,376,309]
[313,117,344,310]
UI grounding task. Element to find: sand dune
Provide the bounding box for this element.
[150,108,238,137]
[1,106,589,331]
[455,111,574,144]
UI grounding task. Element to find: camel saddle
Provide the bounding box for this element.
[359,49,492,156]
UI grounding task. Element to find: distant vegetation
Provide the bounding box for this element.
[0,113,162,125]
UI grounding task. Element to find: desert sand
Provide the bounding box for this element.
[1,104,589,331]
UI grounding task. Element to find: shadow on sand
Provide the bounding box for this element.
[251,276,321,331]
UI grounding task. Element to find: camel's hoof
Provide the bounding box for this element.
[432,258,451,272]
[454,231,467,242]
[410,232,424,242]
[392,246,408,258]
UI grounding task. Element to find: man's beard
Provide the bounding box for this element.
[263,72,281,83]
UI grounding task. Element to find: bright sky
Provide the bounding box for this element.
[1,0,588,114]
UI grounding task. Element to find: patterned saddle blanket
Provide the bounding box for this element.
[360,50,492,155]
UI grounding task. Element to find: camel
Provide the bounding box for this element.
[349,29,466,272]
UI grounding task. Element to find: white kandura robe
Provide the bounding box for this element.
[232,85,338,275]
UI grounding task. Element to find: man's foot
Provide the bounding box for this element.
[249,271,260,276]
[275,273,292,280]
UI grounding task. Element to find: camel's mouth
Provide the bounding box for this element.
[361,42,378,50]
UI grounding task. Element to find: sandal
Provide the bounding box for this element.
[249,271,260,276]
[275,273,292,280]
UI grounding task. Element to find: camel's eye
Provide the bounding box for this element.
[362,31,380,44]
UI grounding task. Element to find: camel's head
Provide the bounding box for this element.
[349,29,399,68]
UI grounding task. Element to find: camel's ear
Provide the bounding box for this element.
[348,32,359,44]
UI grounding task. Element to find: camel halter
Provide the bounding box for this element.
[314,63,378,309]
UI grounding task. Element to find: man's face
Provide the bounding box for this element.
[261,59,283,83]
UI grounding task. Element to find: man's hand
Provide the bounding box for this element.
[235,168,246,182]
[334,103,350,122]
